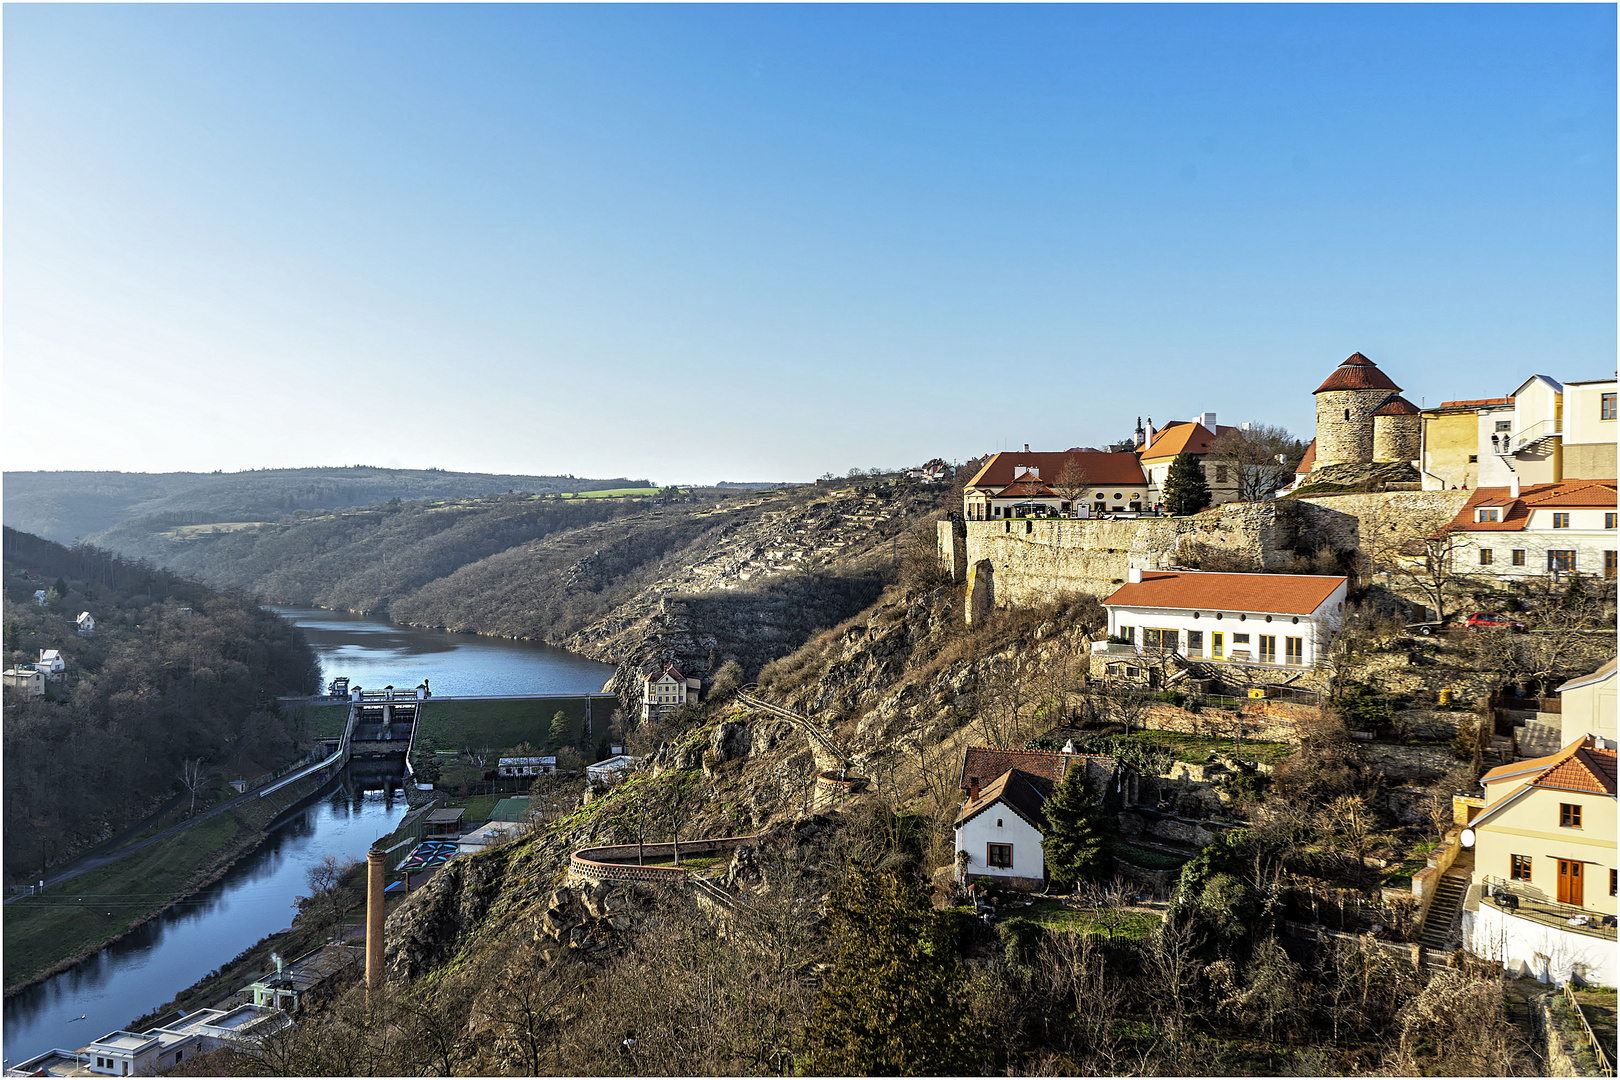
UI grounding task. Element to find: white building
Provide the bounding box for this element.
[954,769,1051,890]
[37,649,66,679]
[1441,479,1618,583]
[587,754,638,784]
[33,589,47,606]
[1095,569,1348,671]
[76,612,95,636]
[1558,659,1616,746]
[641,663,699,722]
[497,756,556,778]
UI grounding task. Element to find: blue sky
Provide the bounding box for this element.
[5,4,1614,482]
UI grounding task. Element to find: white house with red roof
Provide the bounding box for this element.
[1137,413,1244,506]
[1460,734,1616,986]
[1094,569,1348,674]
[641,662,700,723]
[953,746,1125,890]
[962,448,1148,520]
[1440,478,1618,582]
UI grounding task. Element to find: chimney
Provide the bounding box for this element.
[366,848,386,996]
[1201,411,1217,430]
[1023,443,1030,454]
[1510,475,1521,498]
[968,777,980,801]
[1127,567,1143,583]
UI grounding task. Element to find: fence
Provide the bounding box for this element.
[569,836,759,885]
[1562,981,1614,1076]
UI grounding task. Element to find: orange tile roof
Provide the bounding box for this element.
[1444,482,1618,533]
[1482,736,1616,797]
[1437,396,1513,409]
[1102,570,1347,616]
[995,471,1057,499]
[1314,352,1402,394]
[965,451,1146,490]
[1296,438,1317,474]
[1140,421,1239,461]
[958,746,1116,791]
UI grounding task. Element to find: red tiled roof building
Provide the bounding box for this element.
[1313,352,1407,469]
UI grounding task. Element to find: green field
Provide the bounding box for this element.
[286,702,351,740]
[1017,900,1161,938]
[415,696,613,754]
[5,814,250,990]
[560,487,662,499]
[1121,728,1295,768]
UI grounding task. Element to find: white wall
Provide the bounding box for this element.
[1475,407,1517,488]
[1453,526,1616,581]
[1465,901,1617,987]
[1104,581,1347,668]
[955,804,1046,884]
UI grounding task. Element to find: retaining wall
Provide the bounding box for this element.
[568,835,760,885]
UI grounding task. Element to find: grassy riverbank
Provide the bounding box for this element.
[3,773,331,994]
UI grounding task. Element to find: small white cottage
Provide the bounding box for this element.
[76,612,96,636]
[954,769,1052,890]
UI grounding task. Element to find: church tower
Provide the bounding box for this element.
[1313,352,1403,468]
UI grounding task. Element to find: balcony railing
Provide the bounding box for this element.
[1090,640,1307,668]
[1482,876,1617,941]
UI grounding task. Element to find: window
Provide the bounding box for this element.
[1468,454,1479,463]
[1512,549,1526,566]
[1479,548,1494,565]
[1233,633,1250,644]
[1606,513,1616,529]
[1560,803,1582,828]
[1187,630,1203,657]
[1112,492,1122,500]
[1607,551,1617,580]
[1118,626,1135,644]
[996,818,1003,828]
[1344,408,1351,421]
[1216,465,1229,483]
[987,843,1013,869]
[1285,637,1304,665]
[1495,420,1513,432]
[1511,855,1532,881]
[1552,512,1570,529]
[1143,628,1179,652]
[1259,635,1277,663]
[1548,550,1576,572]
[1477,508,1499,522]
[1604,392,1617,421]
[1612,868,1617,897]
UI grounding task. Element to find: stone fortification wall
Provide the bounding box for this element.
[1372,412,1421,464]
[940,490,1469,613]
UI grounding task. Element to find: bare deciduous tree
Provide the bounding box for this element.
[1207,424,1306,502]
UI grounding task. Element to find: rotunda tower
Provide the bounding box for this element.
[1371,394,1422,463]
[1312,352,1403,468]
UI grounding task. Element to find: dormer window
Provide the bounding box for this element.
[1476,508,1500,522]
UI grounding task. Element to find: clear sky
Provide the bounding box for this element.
[5,4,1614,483]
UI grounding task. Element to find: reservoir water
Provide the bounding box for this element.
[3,610,615,1066]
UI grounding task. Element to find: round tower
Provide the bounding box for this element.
[1312,352,1403,468]
[1371,394,1421,463]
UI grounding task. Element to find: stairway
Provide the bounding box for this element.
[1418,871,1470,950]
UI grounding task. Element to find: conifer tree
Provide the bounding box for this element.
[1041,766,1112,889]
[1161,451,1212,516]
[548,709,572,751]
[801,868,978,1075]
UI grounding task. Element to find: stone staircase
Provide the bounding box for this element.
[1418,868,1471,951]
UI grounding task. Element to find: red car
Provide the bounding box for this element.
[1464,612,1528,633]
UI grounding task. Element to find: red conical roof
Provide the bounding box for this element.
[1314,352,1402,394]
[1371,394,1420,417]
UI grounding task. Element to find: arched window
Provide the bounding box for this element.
[1344,408,1351,421]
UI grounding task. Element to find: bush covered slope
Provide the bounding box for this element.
[2,528,321,886]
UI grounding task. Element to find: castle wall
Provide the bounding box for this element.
[1314,388,1383,467]
[941,491,1471,612]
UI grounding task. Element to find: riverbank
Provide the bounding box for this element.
[3,771,336,996]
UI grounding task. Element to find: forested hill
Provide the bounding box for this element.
[3,467,648,543]
[2,528,321,887]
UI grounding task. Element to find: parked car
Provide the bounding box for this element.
[1464,612,1528,633]
[1405,620,1449,637]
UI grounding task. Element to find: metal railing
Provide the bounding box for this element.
[1563,980,1614,1076]
[1482,876,1617,941]
[1504,417,1562,453]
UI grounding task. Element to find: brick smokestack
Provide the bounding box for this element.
[968,777,980,801]
[366,847,385,995]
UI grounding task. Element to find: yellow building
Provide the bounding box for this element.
[1559,658,1617,747]
[1462,735,1616,985]
[1422,375,1617,491]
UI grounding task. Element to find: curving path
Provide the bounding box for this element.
[735,686,849,770]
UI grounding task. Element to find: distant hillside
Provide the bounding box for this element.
[3,467,647,543]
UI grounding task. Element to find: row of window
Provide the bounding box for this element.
[1475,511,1616,528]
[1125,627,1305,664]
[1506,854,1616,901]
[1476,549,1619,577]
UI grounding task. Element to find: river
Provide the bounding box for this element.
[3,610,615,1066]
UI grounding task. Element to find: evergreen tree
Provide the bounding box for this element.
[548,710,572,751]
[802,868,979,1075]
[1041,766,1113,889]
[1161,451,1212,516]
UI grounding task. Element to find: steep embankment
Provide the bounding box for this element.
[5,466,645,544]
